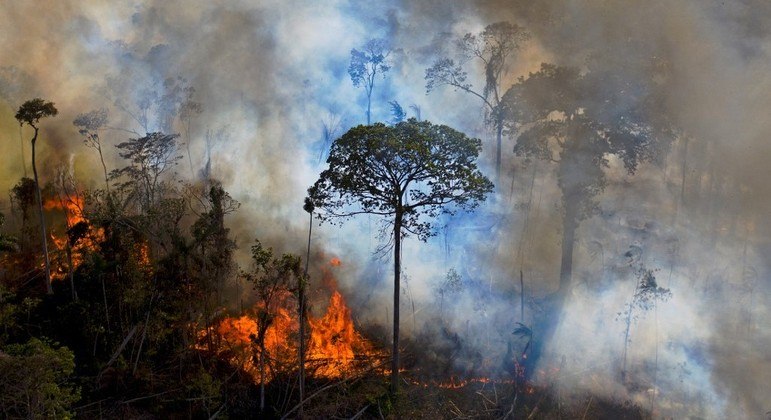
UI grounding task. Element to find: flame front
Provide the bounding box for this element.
[44,194,104,280]
[307,290,377,377]
[202,279,380,384]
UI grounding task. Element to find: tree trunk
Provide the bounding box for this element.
[391,210,402,395]
[495,118,503,184]
[523,206,577,379]
[366,89,372,126]
[97,143,110,192]
[67,245,77,301]
[559,211,577,295]
[31,130,53,295]
[259,340,266,412]
[19,125,27,177]
[299,211,312,417]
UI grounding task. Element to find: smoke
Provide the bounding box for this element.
[1,0,769,417]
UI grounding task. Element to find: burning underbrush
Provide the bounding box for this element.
[193,259,657,418]
[43,194,105,281]
[198,280,386,385]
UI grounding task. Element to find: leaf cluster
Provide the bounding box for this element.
[308,119,493,241]
[15,98,58,127]
[505,62,675,222]
[348,38,391,89]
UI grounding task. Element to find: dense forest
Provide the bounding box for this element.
[1,1,770,419]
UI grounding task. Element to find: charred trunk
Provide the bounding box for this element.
[391,209,402,395]
[495,118,503,184]
[523,205,577,379]
[31,129,53,295]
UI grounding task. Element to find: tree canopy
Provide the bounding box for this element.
[348,38,391,125]
[15,98,58,127]
[308,119,493,240]
[425,22,529,181]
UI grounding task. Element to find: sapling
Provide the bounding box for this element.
[617,263,671,383]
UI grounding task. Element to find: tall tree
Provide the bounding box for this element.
[15,98,58,294]
[73,108,111,190]
[110,132,182,213]
[426,22,530,182]
[348,38,391,125]
[502,62,673,374]
[307,119,493,394]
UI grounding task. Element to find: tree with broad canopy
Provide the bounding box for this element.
[15,98,58,294]
[307,118,493,394]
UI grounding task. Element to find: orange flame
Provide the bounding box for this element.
[307,290,377,377]
[44,194,104,280]
[201,283,380,384]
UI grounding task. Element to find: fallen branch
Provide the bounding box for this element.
[119,389,176,405]
[98,325,138,381]
[350,404,371,420]
[581,396,593,420]
[526,394,546,420]
[499,394,517,420]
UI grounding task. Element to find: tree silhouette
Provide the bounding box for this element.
[503,61,674,376]
[110,132,182,212]
[307,119,493,393]
[73,108,110,190]
[348,38,391,125]
[15,98,58,294]
[426,22,529,182]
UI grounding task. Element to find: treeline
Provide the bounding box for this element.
[0,92,289,417]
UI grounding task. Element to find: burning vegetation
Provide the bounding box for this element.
[202,281,382,384]
[1,2,770,419]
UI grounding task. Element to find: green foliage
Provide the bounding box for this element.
[308,119,493,241]
[15,98,58,127]
[245,241,303,339]
[0,338,79,419]
[0,213,18,253]
[11,178,36,220]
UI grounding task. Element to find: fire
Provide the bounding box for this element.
[330,257,342,266]
[202,284,380,384]
[307,290,377,377]
[44,194,104,280]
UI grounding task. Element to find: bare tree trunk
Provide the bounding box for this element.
[31,129,52,294]
[391,210,403,395]
[366,86,372,125]
[19,125,27,177]
[102,275,111,332]
[495,118,503,184]
[680,136,689,209]
[97,143,110,192]
[524,206,577,379]
[260,341,266,412]
[559,213,577,294]
[67,245,77,301]
[299,211,312,418]
[520,270,525,322]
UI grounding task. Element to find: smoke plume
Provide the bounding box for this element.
[0,1,768,417]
